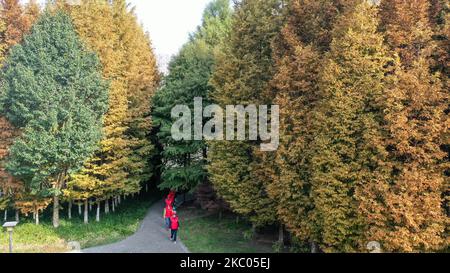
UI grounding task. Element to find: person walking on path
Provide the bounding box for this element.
[163,191,176,230]
[163,203,174,230]
[166,190,176,206]
[170,211,180,244]
[165,195,174,207]
[83,200,188,253]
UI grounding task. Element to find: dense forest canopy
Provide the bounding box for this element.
[0,0,447,253]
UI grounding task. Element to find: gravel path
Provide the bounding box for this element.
[82,200,189,253]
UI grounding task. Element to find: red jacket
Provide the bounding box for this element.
[170,215,179,230]
[168,191,176,199]
[165,198,173,207]
[165,206,173,218]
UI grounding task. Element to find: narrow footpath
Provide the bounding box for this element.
[83,200,189,253]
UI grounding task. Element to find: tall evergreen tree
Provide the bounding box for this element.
[0,11,109,228]
[365,59,447,252]
[0,0,40,220]
[152,43,210,192]
[57,0,135,211]
[121,5,160,194]
[379,0,434,67]
[153,0,232,192]
[63,0,159,204]
[57,1,159,219]
[306,1,391,252]
[208,0,284,227]
[361,0,448,252]
[267,0,358,250]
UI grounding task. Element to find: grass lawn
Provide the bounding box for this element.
[179,206,274,253]
[0,192,160,253]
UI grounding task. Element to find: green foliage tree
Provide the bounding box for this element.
[0,11,109,228]
[152,44,211,192]
[0,0,41,221]
[153,0,232,192]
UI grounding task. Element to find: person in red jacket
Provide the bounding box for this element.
[165,196,173,207]
[170,211,180,244]
[168,191,176,202]
[169,190,176,197]
[166,191,176,206]
[163,204,173,230]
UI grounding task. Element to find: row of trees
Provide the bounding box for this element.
[154,0,448,252]
[0,0,159,227]
[152,0,232,195]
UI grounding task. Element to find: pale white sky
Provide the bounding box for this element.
[128,0,211,71]
[24,0,212,71]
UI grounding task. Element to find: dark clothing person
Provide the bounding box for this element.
[171,229,178,242]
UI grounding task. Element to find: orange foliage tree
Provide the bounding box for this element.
[360,0,448,252]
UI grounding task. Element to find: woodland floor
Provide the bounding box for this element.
[178,205,275,253]
[84,199,277,253]
[1,193,277,253]
[0,192,159,253]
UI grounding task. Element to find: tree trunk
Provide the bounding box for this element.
[84,199,88,224]
[96,201,100,222]
[4,209,7,221]
[15,210,19,222]
[53,195,59,228]
[310,241,319,253]
[68,201,72,220]
[33,211,35,220]
[236,216,240,224]
[118,195,121,205]
[89,201,92,211]
[35,209,39,225]
[112,198,115,212]
[251,225,257,236]
[105,199,109,214]
[278,224,285,245]
[145,184,148,192]
[78,203,82,215]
